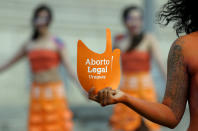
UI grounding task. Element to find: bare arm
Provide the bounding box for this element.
[59,47,79,84]
[0,44,26,73]
[149,35,167,79]
[59,47,88,97]
[162,38,188,123]
[89,38,189,128]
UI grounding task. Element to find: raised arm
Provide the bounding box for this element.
[89,38,189,128]
[0,44,27,73]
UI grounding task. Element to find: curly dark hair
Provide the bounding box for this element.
[158,0,198,36]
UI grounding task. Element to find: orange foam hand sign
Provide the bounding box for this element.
[77,28,121,93]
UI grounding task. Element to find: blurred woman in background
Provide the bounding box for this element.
[110,6,166,131]
[0,4,78,131]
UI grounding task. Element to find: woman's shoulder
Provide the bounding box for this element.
[51,36,65,49]
[114,34,126,40]
[168,33,196,58]
[113,33,129,50]
[178,32,198,42]
[171,32,198,55]
[171,32,195,47]
[143,32,156,41]
[114,33,128,44]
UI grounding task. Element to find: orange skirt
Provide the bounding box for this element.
[28,81,73,131]
[110,72,160,131]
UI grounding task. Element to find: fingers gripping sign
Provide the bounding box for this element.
[77,28,121,95]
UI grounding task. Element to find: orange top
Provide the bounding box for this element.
[121,51,150,73]
[28,49,60,73]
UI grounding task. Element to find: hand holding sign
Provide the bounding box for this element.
[77,28,121,94]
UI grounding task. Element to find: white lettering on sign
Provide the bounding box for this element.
[85,58,113,79]
[85,58,110,65]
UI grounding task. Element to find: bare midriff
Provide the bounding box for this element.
[32,66,61,83]
[27,49,62,83]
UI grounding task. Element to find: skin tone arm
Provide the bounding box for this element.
[0,45,27,73]
[149,35,167,79]
[59,47,88,97]
[89,38,189,129]
[59,47,79,84]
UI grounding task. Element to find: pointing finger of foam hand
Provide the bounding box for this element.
[105,28,112,53]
